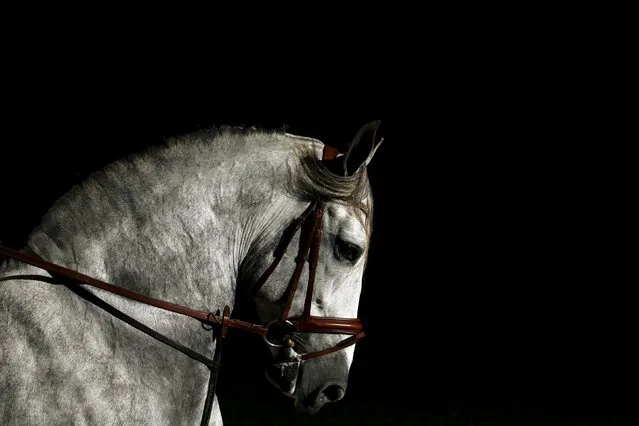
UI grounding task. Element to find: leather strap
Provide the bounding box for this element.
[200,305,230,426]
[279,202,321,322]
[303,205,324,318]
[0,245,268,336]
[301,331,366,360]
[322,145,340,160]
[250,201,317,295]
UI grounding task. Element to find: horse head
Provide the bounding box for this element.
[241,121,383,414]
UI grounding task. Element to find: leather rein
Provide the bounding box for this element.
[0,144,366,425]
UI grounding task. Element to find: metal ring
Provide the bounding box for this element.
[262,320,294,348]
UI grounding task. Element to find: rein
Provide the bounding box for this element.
[0,246,268,336]
[0,143,369,424]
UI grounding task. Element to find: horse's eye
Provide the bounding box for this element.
[335,239,363,263]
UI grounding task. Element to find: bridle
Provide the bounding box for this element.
[0,144,366,425]
[251,195,365,359]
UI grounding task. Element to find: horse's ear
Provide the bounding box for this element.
[323,120,384,176]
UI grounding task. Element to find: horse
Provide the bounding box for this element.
[0,122,383,425]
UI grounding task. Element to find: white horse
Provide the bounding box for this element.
[0,122,383,425]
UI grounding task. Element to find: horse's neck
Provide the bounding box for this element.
[25,134,300,312]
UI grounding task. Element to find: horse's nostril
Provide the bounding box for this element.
[322,384,345,402]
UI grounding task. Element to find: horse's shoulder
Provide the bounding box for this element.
[0,262,72,330]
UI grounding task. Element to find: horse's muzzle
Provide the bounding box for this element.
[264,356,301,397]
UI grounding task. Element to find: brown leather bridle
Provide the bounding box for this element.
[251,195,365,360]
[0,144,367,425]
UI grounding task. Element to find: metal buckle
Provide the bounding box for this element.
[262,320,296,348]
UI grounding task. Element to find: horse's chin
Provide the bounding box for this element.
[293,391,325,415]
[265,360,336,416]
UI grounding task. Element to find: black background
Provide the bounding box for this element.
[0,86,633,424]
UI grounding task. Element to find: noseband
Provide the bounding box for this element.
[0,145,366,425]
